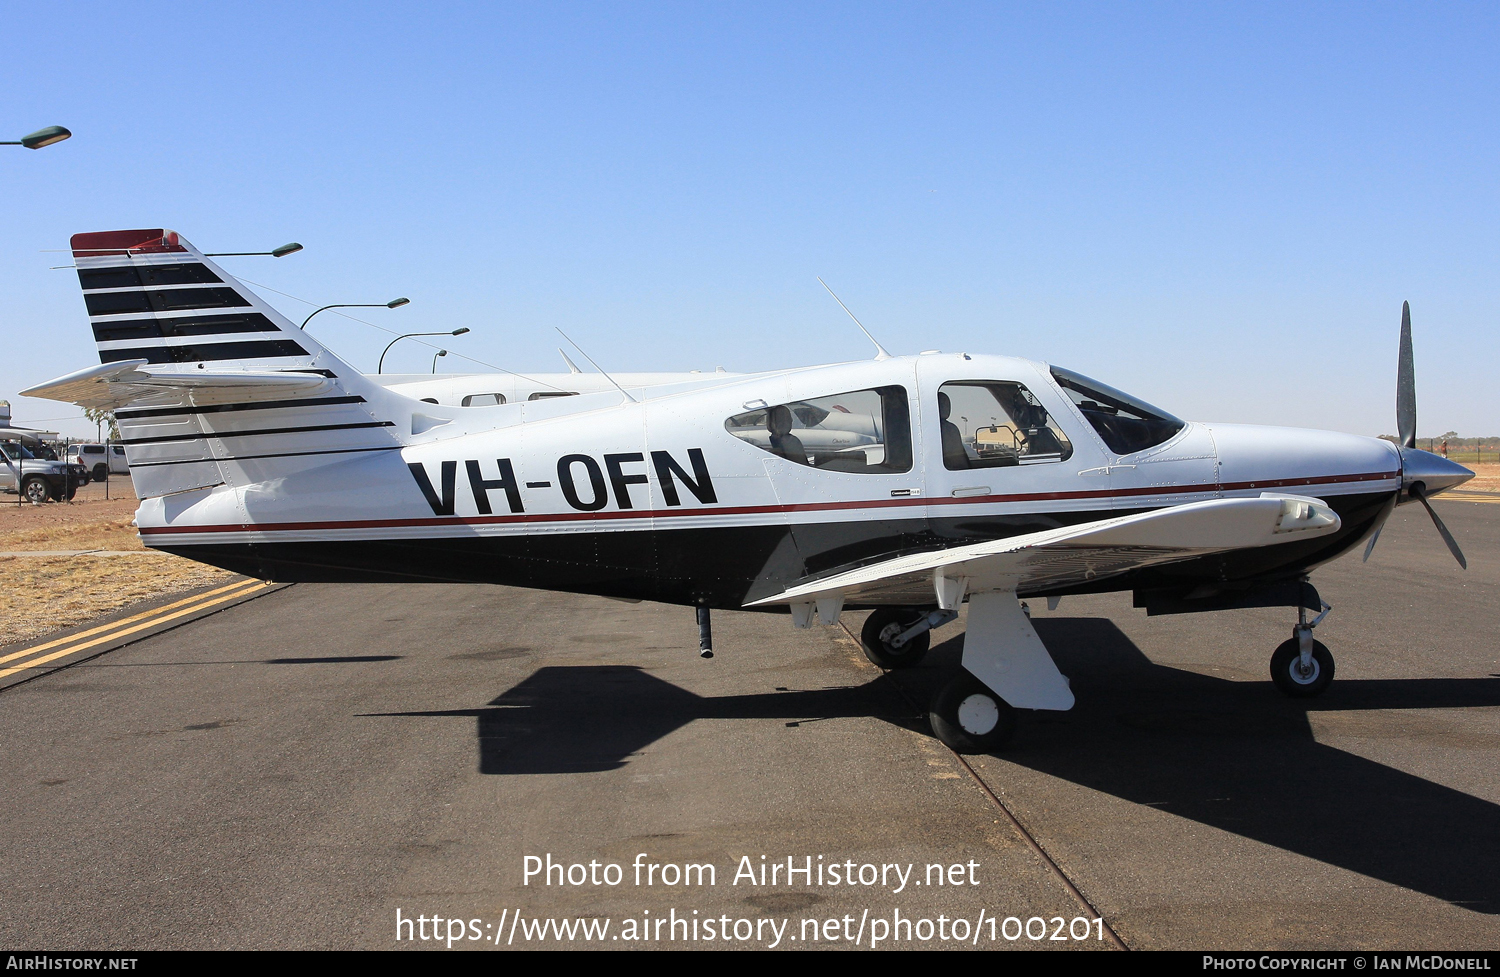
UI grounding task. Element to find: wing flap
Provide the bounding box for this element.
[746,495,1341,607]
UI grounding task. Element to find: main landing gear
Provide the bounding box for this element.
[863,594,1075,755]
[858,607,956,669]
[929,671,1017,754]
[1269,597,1335,698]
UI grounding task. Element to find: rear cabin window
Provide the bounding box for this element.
[461,393,506,407]
[528,391,579,401]
[1050,367,1185,455]
[725,386,912,474]
[938,381,1073,469]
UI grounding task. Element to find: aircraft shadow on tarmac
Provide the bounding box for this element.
[372,666,922,776]
[990,618,1500,916]
[372,617,1500,914]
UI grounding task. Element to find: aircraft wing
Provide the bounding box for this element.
[20,359,331,411]
[745,495,1341,608]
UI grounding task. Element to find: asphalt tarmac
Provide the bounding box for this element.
[1,499,1496,951]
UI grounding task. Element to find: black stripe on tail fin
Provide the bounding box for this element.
[71,229,332,374]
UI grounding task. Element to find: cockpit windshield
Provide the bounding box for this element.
[1050,366,1185,455]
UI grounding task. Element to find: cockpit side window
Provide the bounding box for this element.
[725,386,912,474]
[937,381,1073,470]
[1050,366,1185,455]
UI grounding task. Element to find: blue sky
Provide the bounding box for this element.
[3,2,1496,439]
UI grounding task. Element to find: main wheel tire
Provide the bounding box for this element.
[930,671,1017,753]
[1269,637,1335,698]
[22,477,52,505]
[860,607,931,668]
[92,464,109,481]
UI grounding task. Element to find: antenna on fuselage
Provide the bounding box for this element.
[558,348,583,374]
[554,328,637,403]
[818,277,892,361]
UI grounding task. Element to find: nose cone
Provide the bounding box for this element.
[1400,446,1474,497]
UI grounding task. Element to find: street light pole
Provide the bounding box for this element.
[432,350,447,373]
[379,329,471,373]
[302,297,409,330]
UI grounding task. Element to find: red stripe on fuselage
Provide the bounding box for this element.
[137,470,1399,538]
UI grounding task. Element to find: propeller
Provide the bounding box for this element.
[1375,301,1470,569]
[1409,483,1468,569]
[1397,301,1416,449]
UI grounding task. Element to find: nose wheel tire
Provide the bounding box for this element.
[1270,638,1335,698]
[860,607,931,669]
[929,671,1017,753]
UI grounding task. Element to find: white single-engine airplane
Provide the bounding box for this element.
[24,229,1475,752]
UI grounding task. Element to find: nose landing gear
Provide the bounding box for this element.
[1270,596,1335,697]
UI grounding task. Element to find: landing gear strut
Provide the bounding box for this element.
[1270,596,1335,697]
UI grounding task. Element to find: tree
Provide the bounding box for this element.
[82,406,120,441]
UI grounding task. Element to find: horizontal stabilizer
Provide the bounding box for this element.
[21,360,331,410]
[746,494,1341,607]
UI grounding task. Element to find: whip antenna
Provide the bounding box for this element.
[818,277,892,361]
[555,328,637,403]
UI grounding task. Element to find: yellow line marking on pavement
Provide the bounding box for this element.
[0,579,261,667]
[1444,492,1500,505]
[0,580,268,680]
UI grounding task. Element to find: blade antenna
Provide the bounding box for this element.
[1396,301,1417,449]
[555,328,637,403]
[558,348,583,374]
[818,277,891,361]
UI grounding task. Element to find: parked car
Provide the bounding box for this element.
[0,440,87,503]
[67,442,128,481]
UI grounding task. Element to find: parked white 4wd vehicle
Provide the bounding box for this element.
[1,440,87,503]
[66,442,129,481]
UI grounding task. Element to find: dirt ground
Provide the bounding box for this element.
[0,477,234,646]
[1458,462,1500,493]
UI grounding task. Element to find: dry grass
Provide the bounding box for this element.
[0,556,237,645]
[0,479,235,646]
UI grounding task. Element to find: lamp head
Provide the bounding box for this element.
[21,126,71,149]
[451,327,470,336]
[271,242,304,258]
[387,297,411,308]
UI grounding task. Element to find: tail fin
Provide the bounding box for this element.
[70,228,341,373]
[26,228,417,499]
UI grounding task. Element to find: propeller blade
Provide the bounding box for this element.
[1411,484,1468,569]
[1397,301,1417,449]
[1362,526,1382,562]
